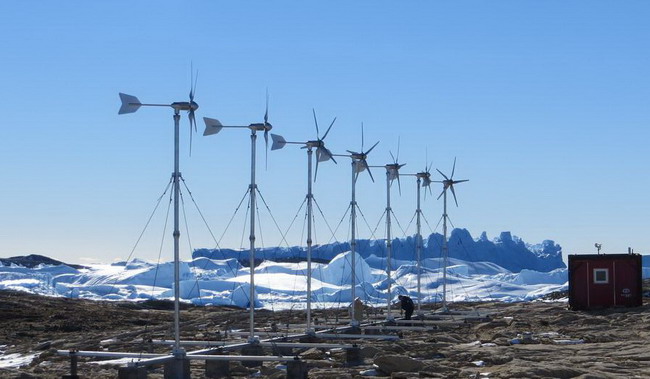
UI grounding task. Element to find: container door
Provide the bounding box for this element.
[614,259,639,307]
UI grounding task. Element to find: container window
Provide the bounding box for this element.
[593,268,609,284]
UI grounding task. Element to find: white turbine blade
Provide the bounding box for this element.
[436,168,449,180]
[118,93,141,114]
[397,174,402,195]
[322,117,336,140]
[355,160,366,173]
[396,136,401,163]
[450,185,459,207]
[270,134,286,150]
[312,108,320,138]
[203,117,223,136]
[316,147,330,162]
[451,157,457,178]
[323,147,337,164]
[264,130,269,170]
[365,141,380,155]
[365,161,375,182]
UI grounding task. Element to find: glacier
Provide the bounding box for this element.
[193,229,565,273]
[5,229,642,309]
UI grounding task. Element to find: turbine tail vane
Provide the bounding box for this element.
[203,117,224,136]
[270,134,286,150]
[118,93,142,114]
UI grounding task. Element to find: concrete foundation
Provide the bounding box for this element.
[286,359,308,379]
[345,346,362,366]
[205,359,229,378]
[240,344,264,368]
[118,366,148,379]
[164,358,190,379]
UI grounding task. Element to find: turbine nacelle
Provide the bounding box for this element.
[416,171,432,187]
[386,163,405,181]
[249,122,272,132]
[171,101,199,112]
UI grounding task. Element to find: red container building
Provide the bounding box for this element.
[568,253,642,310]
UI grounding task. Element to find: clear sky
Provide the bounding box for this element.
[0,1,648,265]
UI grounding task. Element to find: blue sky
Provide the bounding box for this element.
[0,1,648,264]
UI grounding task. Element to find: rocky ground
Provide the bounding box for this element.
[1,289,649,378]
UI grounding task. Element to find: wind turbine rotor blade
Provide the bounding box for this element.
[312,108,320,138]
[346,150,356,155]
[264,130,269,170]
[270,134,286,150]
[316,147,330,162]
[264,89,269,124]
[355,160,366,173]
[450,185,459,207]
[436,168,449,180]
[451,157,457,178]
[118,93,142,114]
[437,189,445,200]
[189,110,197,132]
[324,147,337,164]
[189,111,197,156]
[453,179,469,184]
[192,70,198,101]
[397,174,402,195]
[396,136,401,163]
[322,117,336,140]
[389,150,396,164]
[314,158,320,182]
[203,117,224,136]
[365,141,380,155]
[365,161,375,182]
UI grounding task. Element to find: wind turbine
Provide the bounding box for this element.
[433,157,468,312]
[117,78,199,358]
[270,109,337,332]
[414,162,433,315]
[333,124,379,326]
[202,94,273,342]
[371,139,405,321]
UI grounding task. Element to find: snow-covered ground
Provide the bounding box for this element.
[0,250,572,309]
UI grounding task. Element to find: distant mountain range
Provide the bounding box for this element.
[194,228,565,273]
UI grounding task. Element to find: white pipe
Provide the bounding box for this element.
[172,111,182,353]
[249,130,258,341]
[385,169,393,320]
[306,147,313,330]
[415,177,422,314]
[350,161,358,325]
[442,189,448,311]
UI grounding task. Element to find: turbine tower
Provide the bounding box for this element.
[403,159,433,315]
[270,109,337,332]
[117,77,198,358]
[434,157,468,312]
[372,140,405,320]
[202,93,273,342]
[334,124,379,326]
